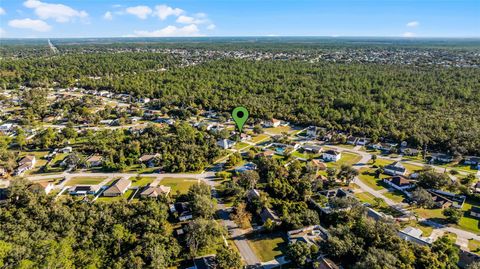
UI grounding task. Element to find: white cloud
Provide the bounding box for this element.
[23,0,88,23]
[8,18,51,32]
[103,11,113,20]
[0,7,6,15]
[406,21,419,27]
[154,5,184,20]
[125,5,152,19]
[133,24,200,37]
[0,28,6,37]
[176,15,209,25]
[207,24,216,30]
[402,32,415,37]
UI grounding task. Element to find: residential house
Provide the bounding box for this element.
[287,225,329,246]
[246,189,261,202]
[260,207,281,225]
[140,185,171,198]
[192,255,217,269]
[103,178,131,197]
[60,146,73,153]
[170,202,193,222]
[302,144,323,154]
[322,150,341,162]
[306,126,319,138]
[69,185,102,196]
[257,149,275,158]
[429,189,466,208]
[0,167,7,178]
[0,123,14,133]
[383,176,415,191]
[138,153,160,167]
[400,147,420,156]
[356,138,371,146]
[464,156,480,170]
[383,161,407,176]
[397,226,432,246]
[30,181,54,195]
[311,159,327,171]
[16,155,36,175]
[370,142,397,153]
[235,162,257,173]
[474,182,480,193]
[471,206,480,219]
[346,136,358,145]
[216,139,235,149]
[86,154,103,167]
[430,153,454,163]
[240,133,251,141]
[314,256,340,269]
[264,118,281,128]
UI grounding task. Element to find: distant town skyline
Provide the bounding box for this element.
[0,0,479,38]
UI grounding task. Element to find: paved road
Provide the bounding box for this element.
[201,164,261,265]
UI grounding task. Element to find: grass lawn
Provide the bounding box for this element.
[456,199,480,233]
[246,232,288,262]
[354,192,378,205]
[357,168,388,191]
[469,239,480,253]
[160,177,199,194]
[443,163,479,174]
[411,207,446,221]
[326,152,362,169]
[130,176,156,187]
[251,134,270,144]
[291,151,320,160]
[383,190,407,203]
[336,144,356,149]
[264,126,293,135]
[67,177,106,185]
[234,142,251,151]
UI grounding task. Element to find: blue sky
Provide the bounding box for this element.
[0,0,478,38]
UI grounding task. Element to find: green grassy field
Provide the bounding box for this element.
[469,239,480,253]
[411,207,445,220]
[357,168,388,191]
[326,152,362,169]
[251,134,270,144]
[130,176,156,187]
[160,177,199,194]
[67,177,106,185]
[234,142,251,151]
[246,232,288,262]
[264,126,293,135]
[456,199,480,233]
[383,190,407,203]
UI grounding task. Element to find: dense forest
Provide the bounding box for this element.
[0,179,180,268]
[1,42,479,155]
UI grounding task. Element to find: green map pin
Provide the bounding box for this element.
[232,107,249,133]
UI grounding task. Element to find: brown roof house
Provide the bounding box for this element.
[311,159,327,171]
[140,185,171,198]
[103,178,131,197]
[383,176,414,191]
[15,155,36,175]
[260,207,281,225]
[138,153,160,167]
[86,154,103,167]
[29,181,54,195]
